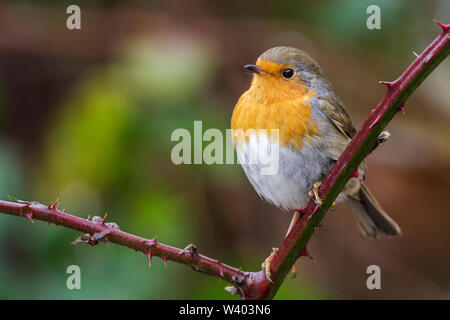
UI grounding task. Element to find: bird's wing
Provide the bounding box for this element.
[318,97,356,140]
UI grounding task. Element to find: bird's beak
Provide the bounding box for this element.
[243,64,265,74]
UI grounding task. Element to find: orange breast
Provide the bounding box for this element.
[231,73,320,149]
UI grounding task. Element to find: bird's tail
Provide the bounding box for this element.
[346,182,401,239]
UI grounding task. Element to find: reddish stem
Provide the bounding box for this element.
[0,200,248,288]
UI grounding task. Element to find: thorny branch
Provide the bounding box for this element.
[0,21,448,300]
[0,197,248,288]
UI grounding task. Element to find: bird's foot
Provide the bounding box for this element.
[262,247,278,283]
[308,182,323,206]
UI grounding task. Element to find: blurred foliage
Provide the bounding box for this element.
[0,37,247,299]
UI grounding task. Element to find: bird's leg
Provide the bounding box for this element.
[263,209,301,282]
[285,209,301,237]
[284,209,305,277]
[308,182,323,206]
[263,182,326,281]
[262,201,320,282]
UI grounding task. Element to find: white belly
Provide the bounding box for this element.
[235,133,332,211]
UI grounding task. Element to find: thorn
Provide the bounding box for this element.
[100,213,108,225]
[412,51,419,58]
[433,19,450,33]
[152,236,158,246]
[397,103,406,114]
[350,169,360,180]
[379,80,394,88]
[91,214,119,229]
[48,198,60,210]
[8,196,32,205]
[162,256,168,266]
[300,248,314,261]
[71,235,88,245]
[147,251,153,267]
[25,212,34,223]
[219,270,224,279]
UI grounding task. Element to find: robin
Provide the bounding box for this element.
[231,47,401,279]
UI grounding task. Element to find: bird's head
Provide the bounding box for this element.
[243,46,324,101]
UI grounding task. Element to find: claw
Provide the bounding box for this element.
[25,212,34,223]
[308,182,323,206]
[262,248,278,283]
[147,251,153,267]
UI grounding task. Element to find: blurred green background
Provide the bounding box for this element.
[0,0,449,299]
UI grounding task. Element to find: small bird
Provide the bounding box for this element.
[231,47,401,251]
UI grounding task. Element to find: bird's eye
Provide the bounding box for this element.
[282,68,294,79]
